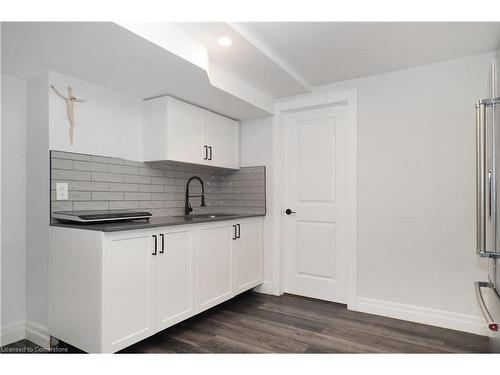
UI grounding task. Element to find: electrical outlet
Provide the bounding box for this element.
[56,183,68,200]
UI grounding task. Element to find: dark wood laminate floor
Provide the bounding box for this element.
[1,292,489,353]
[121,292,488,353]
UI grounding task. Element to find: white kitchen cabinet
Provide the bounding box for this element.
[196,223,234,311]
[49,217,263,353]
[101,232,156,353]
[143,96,239,169]
[203,110,239,169]
[143,96,203,164]
[232,220,264,294]
[155,228,195,331]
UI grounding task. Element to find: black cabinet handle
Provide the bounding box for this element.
[204,145,208,160]
[285,209,296,215]
[208,146,213,160]
[236,224,241,239]
[159,234,165,254]
[232,225,237,240]
[152,235,157,255]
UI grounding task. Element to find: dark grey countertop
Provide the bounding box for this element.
[50,213,265,233]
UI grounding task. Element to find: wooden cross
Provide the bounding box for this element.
[50,85,86,146]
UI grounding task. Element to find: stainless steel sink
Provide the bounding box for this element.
[177,213,235,220]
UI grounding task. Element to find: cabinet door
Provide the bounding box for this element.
[166,97,205,164]
[197,224,233,311]
[102,233,156,353]
[203,110,239,169]
[233,220,264,294]
[156,229,195,331]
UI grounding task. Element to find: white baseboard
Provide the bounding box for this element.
[253,281,276,295]
[25,320,50,349]
[0,321,26,347]
[354,296,489,336]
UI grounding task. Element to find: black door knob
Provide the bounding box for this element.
[285,209,296,215]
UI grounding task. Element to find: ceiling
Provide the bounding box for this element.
[176,22,309,97]
[1,22,272,120]
[239,22,500,87]
[2,22,500,120]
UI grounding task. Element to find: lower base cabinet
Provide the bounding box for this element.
[102,232,156,352]
[155,229,195,331]
[233,221,263,294]
[197,223,234,312]
[49,217,263,353]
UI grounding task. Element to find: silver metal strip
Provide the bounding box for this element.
[476,99,500,258]
[474,281,499,332]
[478,96,500,106]
[477,101,487,255]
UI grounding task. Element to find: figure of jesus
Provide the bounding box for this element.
[50,85,86,145]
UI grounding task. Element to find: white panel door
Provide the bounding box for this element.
[233,220,264,294]
[203,110,239,169]
[166,97,204,164]
[102,233,156,352]
[283,104,349,303]
[156,229,195,331]
[197,224,233,311]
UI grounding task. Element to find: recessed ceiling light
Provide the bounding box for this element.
[218,37,232,47]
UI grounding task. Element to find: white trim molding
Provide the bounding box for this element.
[0,321,25,347]
[253,281,275,295]
[25,320,50,350]
[354,296,488,336]
[272,89,358,307]
[1,320,50,349]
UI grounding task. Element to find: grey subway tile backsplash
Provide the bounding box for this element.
[139,184,164,193]
[52,158,74,170]
[73,181,109,191]
[67,191,92,201]
[124,192,152,201]
[109,164,139,175]
[124,174,152,184]
[74,160,109,173]
[91,172,124,183]
[91,192,124,201]
[139,167,164,177]
[109,201,140,210]
[50,150,266,217]
[73,201,109,211]
[52,169,91,181]
[52,201,73,211]
[108,183,139,192]
[51,151,92,161]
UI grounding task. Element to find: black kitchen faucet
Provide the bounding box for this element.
[185,176,206,215]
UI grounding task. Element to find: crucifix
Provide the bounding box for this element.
[50,85,86,145]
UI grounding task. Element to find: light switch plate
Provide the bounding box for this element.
[56,183,68,200]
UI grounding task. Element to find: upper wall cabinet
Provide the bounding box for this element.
[143,96,240,169]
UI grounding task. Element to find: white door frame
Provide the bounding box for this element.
[271,89,358,309]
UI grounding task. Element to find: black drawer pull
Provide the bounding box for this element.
[159,234,165,254]
[152,235,157,255]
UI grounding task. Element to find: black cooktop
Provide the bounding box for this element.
[52,210,152,223]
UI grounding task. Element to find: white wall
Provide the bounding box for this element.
[240,116,274,293]
[25,73,50,347]
[261,52,496,335]
[1,75,27,345]
[49,71,143,161]
[21,71,145,347]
